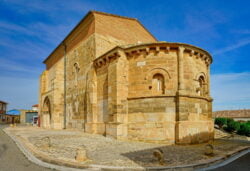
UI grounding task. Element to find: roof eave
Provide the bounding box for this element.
[43,11,95,64]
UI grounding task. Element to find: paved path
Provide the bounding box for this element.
[1,124,249,171]
[209,152,250,171]
[0,124,52,171]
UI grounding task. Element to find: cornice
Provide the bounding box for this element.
[93,42,213,69]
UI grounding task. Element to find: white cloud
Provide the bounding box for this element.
[154,8,226,46]
[0,38,47,59]
[0,58,41,73]
[211,72,250,111]
[0,20,70,46]
[232,29,250,35]
[0,21,35,35]
[212,38,250,55]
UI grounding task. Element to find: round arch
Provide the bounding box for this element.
[195,72,207,81]
[195,72,207,96]
[42,96,51,128]
[146,68,171,80]
[146,68,171,95]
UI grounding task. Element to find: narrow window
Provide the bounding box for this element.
[74,49,78,58]
[50,79,54,90]
[73,63,80,86]
[198,76,205,96]
[152,74,164,94]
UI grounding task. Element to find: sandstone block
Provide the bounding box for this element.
[75,148,88,162]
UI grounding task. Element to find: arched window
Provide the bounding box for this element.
[73,63,80,86]
[152,74,164,94]
[197,76,205,96]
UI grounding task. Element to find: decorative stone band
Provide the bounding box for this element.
[93,42,212,68]
[127,94,213,102]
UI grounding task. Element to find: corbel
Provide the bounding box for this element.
[190,50,195,57]
[166,46,170,54]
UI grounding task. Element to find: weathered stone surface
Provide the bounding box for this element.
[204,144,214,156]
[153,148,165,165]
[39,11,214,144]
[41,136,51,148]
[75,148,88,162]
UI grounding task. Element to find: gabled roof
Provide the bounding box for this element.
[93,11,157,44]
[43,11,157,66]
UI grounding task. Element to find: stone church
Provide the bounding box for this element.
[39,11,214,144]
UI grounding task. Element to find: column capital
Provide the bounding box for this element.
[178,46,185,52]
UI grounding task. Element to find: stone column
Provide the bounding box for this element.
[175,46,186,144]
[107,59,117,123]
[178,46,185,91]
[207,65,210,96]
[106,50,128,140]
[85,67,97,133]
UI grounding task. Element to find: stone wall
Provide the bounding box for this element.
[127,48,177,98]
[39,57,64,129]
[127,97,176,143]
[175,48,213,144]
[65,34,95,130]
[94,42,213,144]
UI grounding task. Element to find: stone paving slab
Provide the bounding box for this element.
[3,126,250,170]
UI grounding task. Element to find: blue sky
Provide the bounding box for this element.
[0,0,249,111]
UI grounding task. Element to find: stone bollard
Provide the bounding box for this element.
[42,137,51,148]
[13,123,16,127]
[75,148,88,162]
[153,148,164,165]
[204,144,214,156]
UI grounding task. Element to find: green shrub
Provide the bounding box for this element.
[237,123,250,136]
[215,118,227,128]
[224,120,240,133]
[225,118,234,124]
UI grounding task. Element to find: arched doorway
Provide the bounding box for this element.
[42,96,51,128]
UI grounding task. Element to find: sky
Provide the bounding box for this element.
[0,0,249,111]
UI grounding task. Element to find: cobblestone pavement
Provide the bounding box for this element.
[4,126,250,168]
[0,124,52,171]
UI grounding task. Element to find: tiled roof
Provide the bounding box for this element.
[0,100,8,104]
[213,109,250,118]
